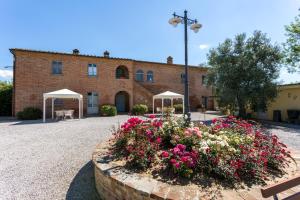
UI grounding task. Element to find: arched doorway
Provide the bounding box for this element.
[115,91,129,112]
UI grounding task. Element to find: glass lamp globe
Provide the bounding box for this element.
[168,17,182,27]
[190,23,202,33]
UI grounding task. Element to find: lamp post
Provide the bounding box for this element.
[169,10,202,124]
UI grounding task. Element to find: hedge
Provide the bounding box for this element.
[100,105,117,116]
[17,107,42,120]
[132,104,148,115]
[0,82,12,116]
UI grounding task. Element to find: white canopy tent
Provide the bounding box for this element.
[153,91,184,114]
[43,89,83,123]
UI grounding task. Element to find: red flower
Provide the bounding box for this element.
[161,151,169,158]
[180,156,189,163]
[152,119,163,128]
[176,144,186,151]
[149,114,156,119]
[156,137,162,143]
[170,159,177,164]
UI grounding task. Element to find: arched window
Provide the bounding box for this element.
[146,71,154,82]
[135,69,144,82]
[116,66,129,79]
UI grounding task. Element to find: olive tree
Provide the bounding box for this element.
[207,31,282,117]
[284,12,300,72]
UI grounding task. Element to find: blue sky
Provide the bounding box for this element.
[0,0,300,83]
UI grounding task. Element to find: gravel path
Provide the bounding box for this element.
[0,113,299,200]
[0,116,131,200]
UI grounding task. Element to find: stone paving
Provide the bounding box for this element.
[0,113,299,200]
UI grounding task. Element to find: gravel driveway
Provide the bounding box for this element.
[0,113,299,200]
[0,116,131,200]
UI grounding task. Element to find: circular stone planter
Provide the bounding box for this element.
[92,142,299,200]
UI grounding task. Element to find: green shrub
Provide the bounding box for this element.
[0,81,12,116]
[17,107,42,120]
[100,105,117,116]
[132,104,148,115]
[173,104,183,113]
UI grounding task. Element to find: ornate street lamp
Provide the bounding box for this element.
[169,10,202,124]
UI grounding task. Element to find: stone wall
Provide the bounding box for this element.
[92,142,203,200]
[93,141,299,200]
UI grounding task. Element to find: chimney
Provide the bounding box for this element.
[103,50,110,58]
[72,49,80,55]
[167,56,173,64]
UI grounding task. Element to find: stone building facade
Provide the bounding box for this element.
[10,48,213,116]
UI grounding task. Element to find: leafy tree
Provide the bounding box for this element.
[284,12,300,72]
[0,81,13,116]
[207,31,282,117]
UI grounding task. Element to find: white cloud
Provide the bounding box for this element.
[199,44,210,50]
[0,69,13,79]
[278,68,300,84]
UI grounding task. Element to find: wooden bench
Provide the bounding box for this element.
[261,175,300,200]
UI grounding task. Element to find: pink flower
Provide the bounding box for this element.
[161,151,169,158]
[170,159,177,164]
[156,137,162,143]
[149,114,156,119]
[180,156,189,163]
[145,130,153,137]
[174,162,180,169]
[173,147,180,154]
[174,135,180,141]
[152,120,163,128]
[196,131,202,138]
[176,144,186,151]
[184,130,192,136]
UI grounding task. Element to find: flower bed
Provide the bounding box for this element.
[111,115,292,183]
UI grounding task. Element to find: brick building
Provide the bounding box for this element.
[10,48,213,116]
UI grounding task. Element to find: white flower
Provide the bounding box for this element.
[206,139,212,145]
[228,147,236,153]
[200,141,208,147]
[199,145,209,154]
[189,122,194,128]
[203,132,209,137]
[216,136,222,141]
[221,135,228,141]
[219,141,228,147]
[163,122,169,127]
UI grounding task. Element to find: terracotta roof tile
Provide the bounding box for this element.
[9,48,208,69]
